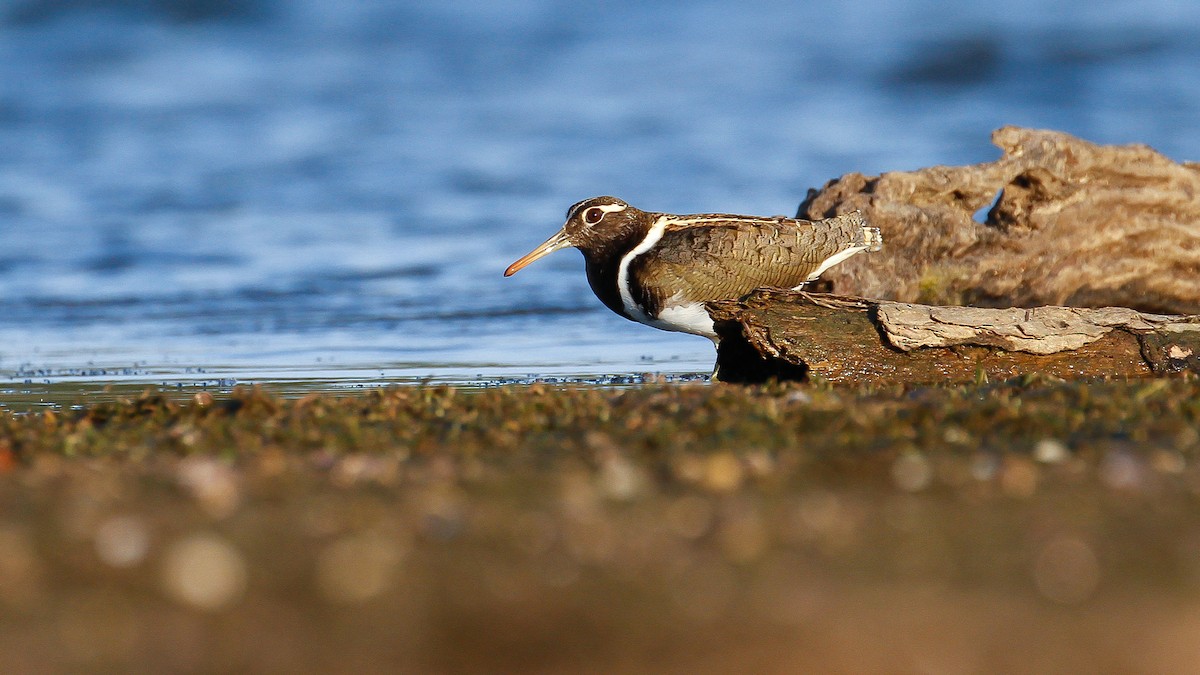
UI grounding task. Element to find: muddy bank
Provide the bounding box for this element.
[2,382,1200,672]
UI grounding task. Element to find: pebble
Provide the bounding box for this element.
[1033,536,1100,605]
[1033,438,1069,464]
[161,534,247,612]
[702,452,743,493]
[316,533,404,604]
[94,515,150,568]
[891,452,932,492]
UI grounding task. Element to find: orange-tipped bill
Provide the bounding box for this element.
[503,229,572,276]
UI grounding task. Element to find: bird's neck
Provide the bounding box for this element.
[580,222,655,318]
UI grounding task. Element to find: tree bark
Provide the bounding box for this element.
[709,290,1200,384]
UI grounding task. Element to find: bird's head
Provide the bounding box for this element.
[503,196,639,276]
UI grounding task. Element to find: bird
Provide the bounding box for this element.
[504,196,882,340]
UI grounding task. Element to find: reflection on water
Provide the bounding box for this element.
[0,365,711,412]
[1,0,1199,391]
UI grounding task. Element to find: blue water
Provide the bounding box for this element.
[2,0,1199,391]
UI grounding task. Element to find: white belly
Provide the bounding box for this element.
[629,298,717,339]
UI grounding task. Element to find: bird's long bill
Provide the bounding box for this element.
[503,229,572,276]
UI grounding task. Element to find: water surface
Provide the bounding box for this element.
[2,0,1199,399]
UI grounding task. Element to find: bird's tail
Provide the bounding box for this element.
[845,211,883,252]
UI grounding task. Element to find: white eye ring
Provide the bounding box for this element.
[583,207,605,224]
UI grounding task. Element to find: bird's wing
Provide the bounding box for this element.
[632,212,874,306]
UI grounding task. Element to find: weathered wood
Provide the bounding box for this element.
[709,290,1200,384]
[796,127,1200,315]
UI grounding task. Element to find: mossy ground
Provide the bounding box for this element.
[2,376,1200,672]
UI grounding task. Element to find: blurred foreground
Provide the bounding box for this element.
[2,379,1200,673]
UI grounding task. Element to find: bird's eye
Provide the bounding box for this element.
[584,207,605,224]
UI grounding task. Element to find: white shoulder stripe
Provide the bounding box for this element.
[617,216,671,322]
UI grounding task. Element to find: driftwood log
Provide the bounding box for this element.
[709,290,1200,384]
[707,128,1200,384]
[799,126,1200,314]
